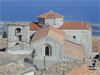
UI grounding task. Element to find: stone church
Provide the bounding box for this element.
[6,11,92,69]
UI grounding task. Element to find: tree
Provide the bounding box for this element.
[2,31,7,38]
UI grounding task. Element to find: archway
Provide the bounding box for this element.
[15,28,21,35]
[45,45,52,56]
[15,43,20,45]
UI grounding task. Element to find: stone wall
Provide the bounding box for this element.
[63,29,92,60]
[92,36,100,52]
[8,22,29,48]
[31,37,64,69]
[0,38,8,49]
[0,52,24,66]
[7,43,33,54]
[38,18,63,27]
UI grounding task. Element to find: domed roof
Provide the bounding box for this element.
[37,10,64,18]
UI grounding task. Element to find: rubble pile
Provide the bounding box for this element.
[35,61,84,75]
[0,63,25,75]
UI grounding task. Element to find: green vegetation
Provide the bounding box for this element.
[98,58,100,62]
[2,31,7,38]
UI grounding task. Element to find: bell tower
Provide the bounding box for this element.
[8,22,29,48]
[37,10,64,28]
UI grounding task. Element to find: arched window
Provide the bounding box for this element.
[45,45,52,56]
[15,28,21,36]
[15,43,20,45]
[15,28,21,33]
[73,36,76,39]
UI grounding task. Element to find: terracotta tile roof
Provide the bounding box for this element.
[92,36,100,52]
[37,11,64,18]
[67,65,100,75]
[59,21,91,30]
[31,26,64,44]
[64,41,84,61]
[30,22,40,31]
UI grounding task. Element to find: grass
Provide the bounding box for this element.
[98,58,100,62]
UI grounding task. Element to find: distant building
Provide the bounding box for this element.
[30,11,92,60]
[6,11,92,69]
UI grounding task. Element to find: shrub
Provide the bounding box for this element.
[98,58,100,62]
[2,31,7,38]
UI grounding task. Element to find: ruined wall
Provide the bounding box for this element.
[8,22,29,48]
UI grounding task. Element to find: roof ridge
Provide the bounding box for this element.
[37,11,64,18]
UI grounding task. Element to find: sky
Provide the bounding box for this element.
[0,0,100,23]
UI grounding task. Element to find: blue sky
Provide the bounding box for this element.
[0,0,100,23]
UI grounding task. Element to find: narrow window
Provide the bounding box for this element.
[15,28,21,33]
[18,35,22,41]
[15,28,21,36]
[45,45,52,56]
[73,36,76,39]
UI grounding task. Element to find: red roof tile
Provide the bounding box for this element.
[31,26,64,44]
[37,11,64,18]
[64,41,84,61]
[67,65,100,75]
[59,21,91,30]
[30,22,40,31]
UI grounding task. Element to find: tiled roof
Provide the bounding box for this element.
[64,41,84,61]
[59,21,91,30]
[30,21,91,31]
[37,11,64,18]
[30,22,40,31]
[92,36,100,52]
[31,26,64,44]
[67,65,100,75]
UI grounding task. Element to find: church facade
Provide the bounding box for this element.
[7,11,92,69]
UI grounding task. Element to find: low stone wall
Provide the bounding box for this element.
[0,38,8,50]
[6,43,33,54]
[92,36,100,52]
